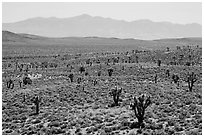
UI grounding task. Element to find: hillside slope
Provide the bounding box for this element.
[2,31,202,51]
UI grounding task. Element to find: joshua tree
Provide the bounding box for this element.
[32,95,40,115]
[157,59,161,67]
[109,86,122,106]
[7,79,14,89]
[172,74,179,86]
[121,58,124,63]
[122,66,125,70]
[166,47,170,52]
[89,62,93,66]
[85,72,89,76]
[166,69,170,77]
[186,62,191,66]
[116,57,120,63]
[42,61,48,70]
[184,72,197,92]
[22,93,26,102]
[176,46,181,50]
[130,94,151,128]
[128,56,131,63]
[68,73,74,82]
[77,77,82,84]
[19,79,23,88]
[135,56,139,63]
[79,66,85,73]
[179,54,184,65]
[15,61,18,71]
[172,56,176,65]
[86,59,90,65]
[108,68,114,77]
[96,60,100,64]
[179,54,184,60]
[25,65,29,72]
[50,63,58,68]
[107,59,110,63]
[97,71,101,76]
[19,66,23,72]
[93,79,97,86]
[188,55,192,61]
[35,63,39,70]
[154,74,158,83]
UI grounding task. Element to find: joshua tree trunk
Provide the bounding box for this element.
[36,102,39,114]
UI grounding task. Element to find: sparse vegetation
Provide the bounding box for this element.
[2,35,202,135]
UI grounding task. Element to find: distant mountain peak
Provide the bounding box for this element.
[74,14,92,19]
[2,14,201,40]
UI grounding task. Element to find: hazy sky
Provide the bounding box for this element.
[2,2,202,24]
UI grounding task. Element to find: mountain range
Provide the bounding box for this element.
[2,14,202,40]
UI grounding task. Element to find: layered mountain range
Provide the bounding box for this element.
[3,14,202,40]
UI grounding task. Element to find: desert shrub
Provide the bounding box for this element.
[130,94,151,128]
